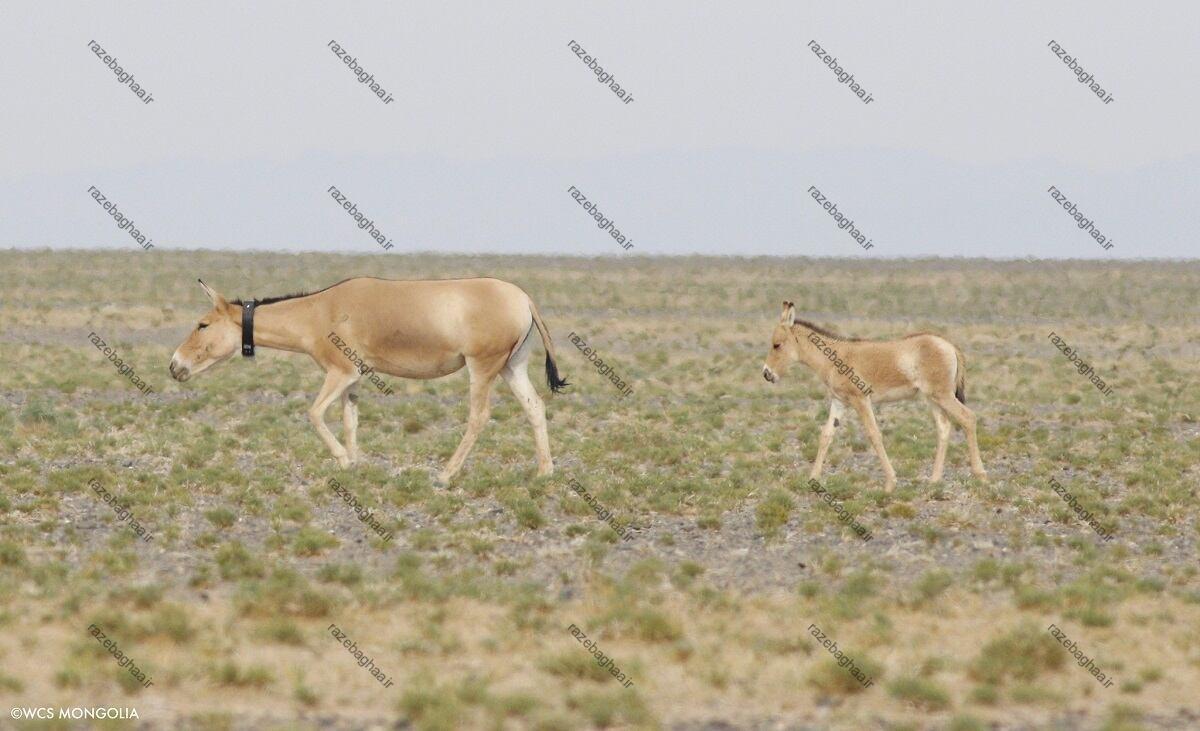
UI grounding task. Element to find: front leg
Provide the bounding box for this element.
[809,398,844,479]
[309,369,358,468]
[852,397,896,493]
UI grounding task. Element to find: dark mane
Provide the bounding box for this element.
[231,292,311,306]
[230,278,356,306]
[792,319,938,342]
[792,318,864,342]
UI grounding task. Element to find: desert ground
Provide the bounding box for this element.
[1,250,1199,730]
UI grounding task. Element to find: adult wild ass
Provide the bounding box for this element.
[169,278,568,483]
[761,302,985,492]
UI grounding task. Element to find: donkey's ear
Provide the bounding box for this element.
[197,279,227,308]
[780,301,796,326]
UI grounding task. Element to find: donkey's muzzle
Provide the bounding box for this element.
[762,366,777,384]
[168,358,190,382]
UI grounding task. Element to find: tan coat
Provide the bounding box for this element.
[762,302,985,491]
[170,277,567,482]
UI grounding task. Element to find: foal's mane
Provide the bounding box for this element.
[793,318,864,343]
[793,319,937,343]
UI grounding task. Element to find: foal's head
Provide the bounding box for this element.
[169,280,241,382]
[762,301,800,384]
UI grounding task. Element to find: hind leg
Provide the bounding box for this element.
[341,384,360,464]
[926,403,951,483]
[439,355,506,484]
[502,354,553,477]
[934,395,987,481]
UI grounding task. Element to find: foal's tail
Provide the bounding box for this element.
[530,301,569,393]
[953,345,967,404]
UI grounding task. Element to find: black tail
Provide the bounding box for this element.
[953,345,967,403]
[545,352,569,393]
[529,300,568,394]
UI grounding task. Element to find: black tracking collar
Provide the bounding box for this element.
[241,300,257,357]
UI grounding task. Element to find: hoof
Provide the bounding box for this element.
[536,466,554,478]
[925,475,943,484]
[434,472,452,488]
[974,471,989,482]
[336,455,351,469]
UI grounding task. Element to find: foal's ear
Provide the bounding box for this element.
[197,279,227,308]
[780,301,796,326]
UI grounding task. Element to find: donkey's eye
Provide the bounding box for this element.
[773,343,780,350]
[197,323,209,330]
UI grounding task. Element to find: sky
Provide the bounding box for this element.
[2,0,1197,258]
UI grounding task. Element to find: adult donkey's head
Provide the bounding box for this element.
[169,280,241,382]
[761,301,801,384]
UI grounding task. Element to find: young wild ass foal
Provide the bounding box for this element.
[169,278,568,483]
[761,302,986,492]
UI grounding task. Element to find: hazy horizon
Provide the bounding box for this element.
[9,247,1197,263]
